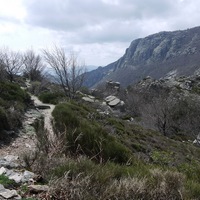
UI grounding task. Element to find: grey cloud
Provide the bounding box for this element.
[0,15,20,24]
[23,0,200,44]
[23,0,176,30]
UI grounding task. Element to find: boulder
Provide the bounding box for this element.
[105,96,121,107]
[108,98,121,107]
[0,157,19,169]
[0,184,21,199]
[105,95,116,102]
[0,167,6,175]
[8,170,35,184]
[4,155,19,163]
[22,170,35,183]
[82,97,95,103]
[28,185,49,193]
[9,173,23,183]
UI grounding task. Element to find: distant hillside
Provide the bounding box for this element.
[84,26,200,88]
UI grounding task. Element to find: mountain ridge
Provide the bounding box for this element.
[84,26,200,88]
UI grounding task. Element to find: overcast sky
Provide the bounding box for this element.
[0,0,199,68]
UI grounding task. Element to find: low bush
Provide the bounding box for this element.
[0,81,31,138]
[0,174,18,188]
[52,102,132,164]
[0,81,30,104]
[39,91,65,104]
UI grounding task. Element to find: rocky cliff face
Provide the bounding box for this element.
[84,26,200,88]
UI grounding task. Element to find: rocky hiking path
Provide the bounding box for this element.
[0,95,55,199]
[31,95,55,141]
[0,95,55,157]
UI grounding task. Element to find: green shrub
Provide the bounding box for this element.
[39,91,65,104]
[151,150,174,166]
[0,82,30,103]
[0,174,17,188]
[52,102,132,164]
[185,180,200,199]
[0,81,30,135]
[178,161,200,183]
[107,117,125,133]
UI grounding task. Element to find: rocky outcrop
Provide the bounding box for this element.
[105,96,121,107]
[85,26,200,88]
[0,184,21,199]
[0,154,50,199]
[106,81,120,90]
[82,95,96,103]
[0,156,35,183]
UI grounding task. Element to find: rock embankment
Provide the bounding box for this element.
[0,155,49,199]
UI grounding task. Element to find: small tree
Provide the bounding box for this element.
[0,47,23,82]
[43,46,85,99]
[23,49,45,81]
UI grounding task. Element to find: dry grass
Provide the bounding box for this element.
[46,168,184,200]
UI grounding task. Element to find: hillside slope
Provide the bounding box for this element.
[85,26,200,87]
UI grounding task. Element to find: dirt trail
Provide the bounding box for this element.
[31,95,55,141]
[0,96,55,157]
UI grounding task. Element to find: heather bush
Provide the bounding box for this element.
[0,81,30,138]
[0,81,30,103]
[52,102,132,164]
[39,91,65,104]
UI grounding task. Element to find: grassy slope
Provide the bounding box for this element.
[47,100,200,199]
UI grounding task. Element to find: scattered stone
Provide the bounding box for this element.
[87,95,95,99]
[0,157,19,169]
[102,101,107,106]
[22,171,35,183]
[82,97,95,103]
[106,81,120,91]
[35,105,51,110]
[25,143,31,148]
[8,170,35,184]
[0,167,6,175]
[108,98,120,107]
[0,184,21,199]
[4,155,19,163]
[105,95,121,107]
[105,95,116,102]
[9,173,23,183]
[28,185,49,193]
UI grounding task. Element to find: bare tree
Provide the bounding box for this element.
[0,47,23,82]
[23,49,45,81]
[42,46,85,98]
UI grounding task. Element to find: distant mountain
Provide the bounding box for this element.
[84,26,200,88]
[86,65,98,72]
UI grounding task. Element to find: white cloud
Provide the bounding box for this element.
[0,0,26,22]
[0,0,200,66]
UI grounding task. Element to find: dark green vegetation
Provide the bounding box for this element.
[52,102,131,163]
[0,174,17,188]
[2,45,200,199]
[24,97,200,199]
[0,80,30,140]
[39,91,65,104]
